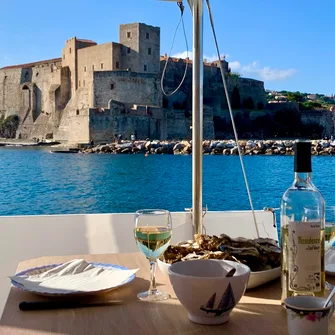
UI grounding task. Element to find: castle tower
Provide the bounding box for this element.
[61,37,97,98]
[119,23,160,74]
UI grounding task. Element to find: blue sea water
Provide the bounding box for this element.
[0,147,334,218]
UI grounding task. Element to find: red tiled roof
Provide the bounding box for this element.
[0,57,62,70]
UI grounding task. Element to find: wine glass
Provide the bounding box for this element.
[134,209,172,301]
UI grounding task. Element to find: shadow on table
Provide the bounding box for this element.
[0,291,293,335]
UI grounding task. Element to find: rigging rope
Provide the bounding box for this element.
[205,0,260,238]
[160,2,189,97]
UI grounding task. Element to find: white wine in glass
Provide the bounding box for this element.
[134,209,172,301]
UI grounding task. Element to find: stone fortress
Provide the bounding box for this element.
[0,22,267,144]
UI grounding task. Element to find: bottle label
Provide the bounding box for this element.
[288,221,322,292]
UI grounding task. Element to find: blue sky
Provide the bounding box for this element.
[0,0,334,95]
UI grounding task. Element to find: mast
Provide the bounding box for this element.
[190,0,204,235]
[159,0,204,235]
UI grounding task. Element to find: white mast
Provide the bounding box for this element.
[159,0,204,235]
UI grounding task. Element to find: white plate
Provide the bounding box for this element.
[325,247,335,276]
[157,258,280,289]
[10,262,136,297]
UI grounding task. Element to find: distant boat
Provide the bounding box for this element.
[200,283,235,316]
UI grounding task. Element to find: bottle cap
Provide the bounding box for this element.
[294,141,312,172]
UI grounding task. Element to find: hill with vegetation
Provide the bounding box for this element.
[266,90,335,110]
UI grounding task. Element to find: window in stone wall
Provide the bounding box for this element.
[76,109,79,115]
[110,83,114,90]
[148,47,151,55]
[84,66,87,72]
[127,47,131,54]
[69,48,71,54]
[101,63,104,69]
[127,32,131,38]
[36,72,39,77]
[146,32,150,39]
[144,64,147,72]
[83,80,85,87]
[116,61,119,68]
[63,55,65,60]
[92,65,95,70]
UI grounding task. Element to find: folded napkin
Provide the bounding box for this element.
[10,259,139,294]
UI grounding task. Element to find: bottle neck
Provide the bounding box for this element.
[293,172,312,188]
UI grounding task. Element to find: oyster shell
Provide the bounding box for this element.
[161,233,281,271]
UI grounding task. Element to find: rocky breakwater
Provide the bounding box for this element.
[81,139,335,156]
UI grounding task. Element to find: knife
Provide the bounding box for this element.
[19,300,123,311]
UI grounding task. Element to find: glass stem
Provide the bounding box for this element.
[149,260,157,294]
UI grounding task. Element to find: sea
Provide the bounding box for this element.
[0,147,334,219]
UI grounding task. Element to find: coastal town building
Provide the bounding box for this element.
[0,22,267,144]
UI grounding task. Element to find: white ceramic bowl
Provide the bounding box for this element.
[168,259,250,325]
[158,258,280,289]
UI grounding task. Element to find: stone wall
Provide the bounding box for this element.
[88,102,214,143]
[93,71,162,108]
[160,59,267,113]
[0,68,22,117]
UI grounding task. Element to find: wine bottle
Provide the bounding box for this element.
[280,141,325,305]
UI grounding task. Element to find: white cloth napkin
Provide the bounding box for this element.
[10,259,139,294]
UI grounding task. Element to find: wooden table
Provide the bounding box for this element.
[1,253,334,335]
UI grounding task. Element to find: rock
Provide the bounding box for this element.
[265,149,273,155]
[246,140,255,148]
[100,145,110,153]
[284,140,293,147]
[216,141,226,149]
[222,148,230,155]
[173,149,181,155]
[226,140,236,148]
[151,140,160,148]
[121,148,132,154]
[173,142,185,151]
[155,147,165,154]
[231,146,239,155]
[85,148,93,153]
[210,141,219,149]
[132,147,140,153]
[117,142,133,149]
[256,141,264,150]
[145,141,151,150]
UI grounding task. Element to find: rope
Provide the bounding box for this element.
[205,0,260,238]
[160,2,189,97]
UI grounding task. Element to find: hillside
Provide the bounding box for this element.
[266,90,335,111]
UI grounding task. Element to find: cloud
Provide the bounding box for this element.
[171,51,226,63]
[241,61,296,81]
[170,51,296,81]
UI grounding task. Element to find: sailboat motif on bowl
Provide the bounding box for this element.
[200,283,236,316]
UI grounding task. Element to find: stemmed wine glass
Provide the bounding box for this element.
[134,209,172,301]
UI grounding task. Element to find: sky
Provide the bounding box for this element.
[0,0,334,95]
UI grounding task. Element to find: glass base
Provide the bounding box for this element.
[137,290,170,301]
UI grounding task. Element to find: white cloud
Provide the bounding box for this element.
[171,51,226,63]
[241,61,296,81]
[229,61,241,70]
[170,51,296,82]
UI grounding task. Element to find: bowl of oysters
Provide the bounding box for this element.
[158,233,281,289]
